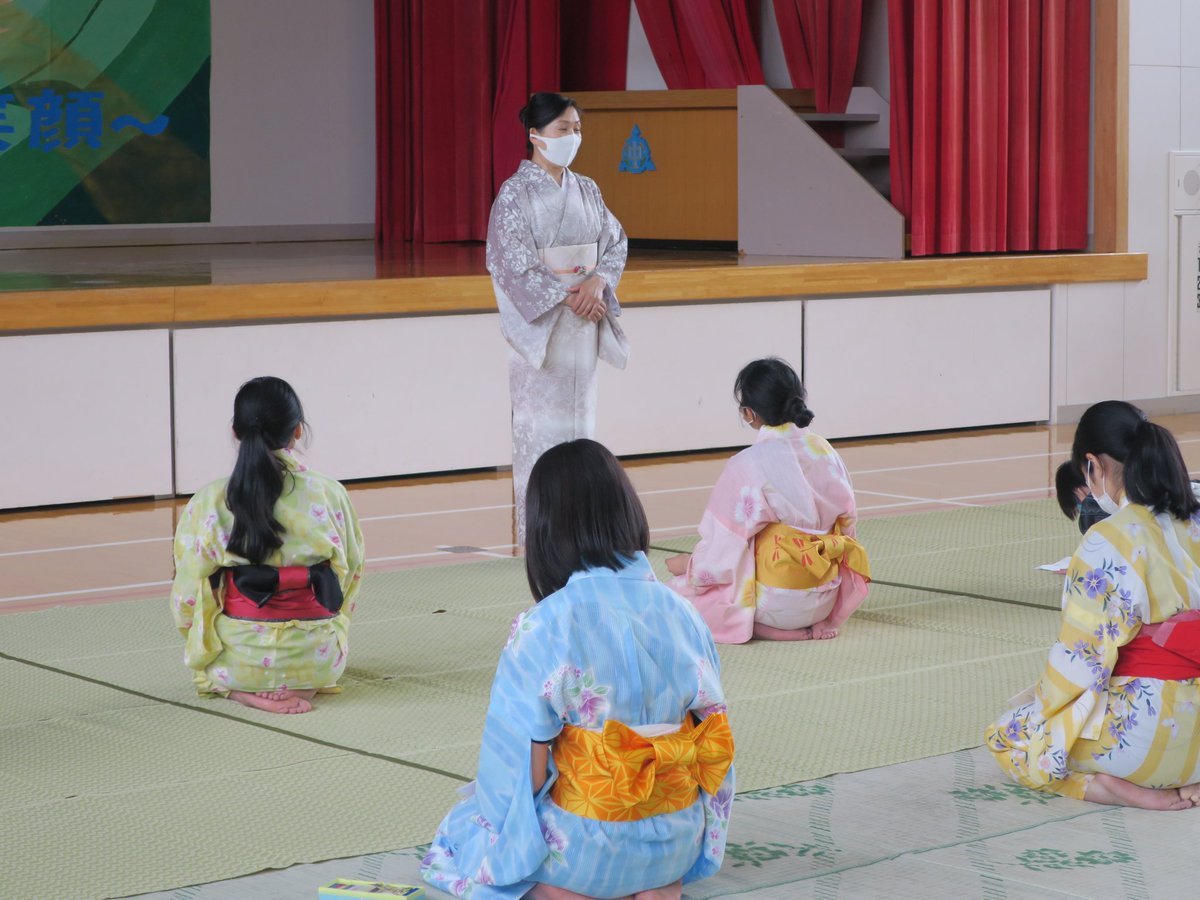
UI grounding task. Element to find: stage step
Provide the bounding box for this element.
[798,112,880,125]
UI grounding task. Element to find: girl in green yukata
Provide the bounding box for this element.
[170,376,365,714]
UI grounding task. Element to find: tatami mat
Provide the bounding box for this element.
[0,659,462,899]
[132,747,1196,900]
[1,501,1081,897]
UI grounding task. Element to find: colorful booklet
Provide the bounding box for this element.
[318,880,425,898]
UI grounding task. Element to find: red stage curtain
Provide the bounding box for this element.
[492,0,561,197]
[634,0,763,88]
[772,0,864,113]
[375,0,558,244]
[888,0,1090,256]
[561,0,630,91]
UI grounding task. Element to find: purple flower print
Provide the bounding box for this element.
[577,689,607,725]
[1082,568,1109,599]
[541,818,567,853]
[310,504,328,522]
[709,785,733,820]
[475,858,494,886]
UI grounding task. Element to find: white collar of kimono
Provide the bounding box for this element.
[755,422,801,443]
[565,551,655,584]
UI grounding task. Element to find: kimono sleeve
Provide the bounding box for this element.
[688,612,729,720]
[986,527,1144,798]
[330,483,365,619]
[686,453,772,591]
[170,487,227,677]
[469,607,563,884]
[589,182,628,313]
[682,603,735,883]
[486,183,569,324]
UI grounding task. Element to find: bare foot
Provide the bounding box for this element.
[254,688,318,704]
[810,619,840,640]
[753,622,813,641]
[1177,782,1200,805]
[228,690,313,715]
[1084,773,1194,810]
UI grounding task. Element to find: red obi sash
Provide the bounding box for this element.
[1113,611,1200,681]
[218,564,342,622]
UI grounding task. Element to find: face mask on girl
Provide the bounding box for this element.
[532,131,581,168]
[1089,459,1123,516]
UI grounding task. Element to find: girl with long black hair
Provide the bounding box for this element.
[988,400,1200,808]
[170,376,364,714]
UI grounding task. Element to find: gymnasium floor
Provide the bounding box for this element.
[4,417,1200,899]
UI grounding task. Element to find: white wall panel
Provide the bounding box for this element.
[172,316,512,494]
[1064,282,1126,405]
[0,330,172,508]
[804,291,1051,439]
[1124,64,1179,399]
[1130,0,1181,67]
[597,301,804,456]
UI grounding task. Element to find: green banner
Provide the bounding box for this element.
[0,0,211,226]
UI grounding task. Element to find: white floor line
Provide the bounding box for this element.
[359,503,512,523]
[0,536,172,558]
[0,579,173,604]
[737,646,1046,703]
[5,441,1195,561]
[855,489,982,508]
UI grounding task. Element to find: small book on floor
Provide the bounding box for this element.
[318,880,425,898]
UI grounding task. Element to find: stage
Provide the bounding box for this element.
[0,241,1147,510]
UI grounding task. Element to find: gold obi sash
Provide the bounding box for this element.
[754,522,872,593]
[550,713,734,822]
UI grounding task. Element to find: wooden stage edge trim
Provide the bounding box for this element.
[0,252,1148,333]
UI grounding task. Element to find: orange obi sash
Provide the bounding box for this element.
[550,713,734,822]
[753,522,872,593]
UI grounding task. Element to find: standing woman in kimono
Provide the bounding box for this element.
[422,440,735,899]
[987,401,1200,809]
[487,92,629,544]
[170,376,365,714]
[666,359,870,644]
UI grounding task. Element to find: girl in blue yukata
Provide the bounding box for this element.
[421,439,735,900]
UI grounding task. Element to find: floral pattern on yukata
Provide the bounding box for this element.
[669,423,866,643]
[986,504,1200,798]
[421,553,735,898]
[170,449,365,695]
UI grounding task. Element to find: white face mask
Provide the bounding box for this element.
[1089,460,1123,516]
[532,131,581,168]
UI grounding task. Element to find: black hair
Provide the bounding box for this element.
[225,376,307,563]
[734,358,814,428]
[519,92,580,153]
[1054,460,1086,519]
[1059,400,1199,521]
[524,439,650,601]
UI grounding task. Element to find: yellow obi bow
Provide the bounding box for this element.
[754,522,872,592]
[550,713,734,822]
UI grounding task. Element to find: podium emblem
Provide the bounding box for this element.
[618,124,656,174]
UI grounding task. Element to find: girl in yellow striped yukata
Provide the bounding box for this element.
[987,401,1200,808]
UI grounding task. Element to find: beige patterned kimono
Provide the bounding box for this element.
[486,159,629,543]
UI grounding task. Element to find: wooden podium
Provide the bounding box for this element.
[568,87,903,258]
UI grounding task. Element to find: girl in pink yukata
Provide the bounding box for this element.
[666,359,870,644]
